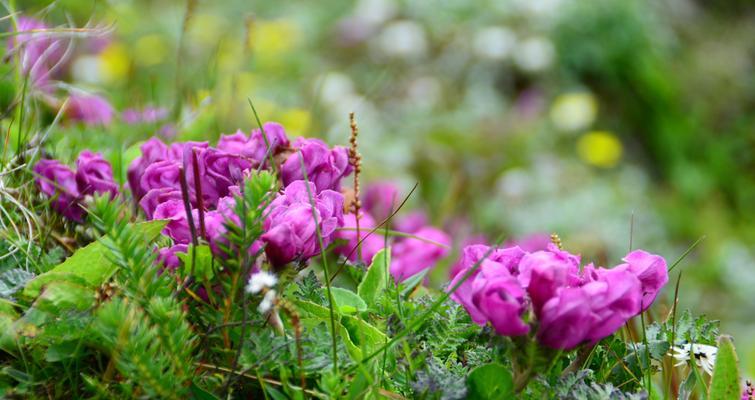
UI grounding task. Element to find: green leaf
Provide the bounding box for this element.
[189,381,220,400]
[341,314,387,358]
[708,335,740,400]
[466,363,513,400]
[22,220,168,298]
[357,248,389,308]
[34,280,95,312]
[45,341,81,362]
[678,371,696,400]
[294,300,334,320]
[177,245,214,282]
[330,287,367,314]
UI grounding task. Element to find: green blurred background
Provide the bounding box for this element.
[8,0,755,371]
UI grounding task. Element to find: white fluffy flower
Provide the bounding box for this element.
[671,343,718,375]
[257,289,277,313]
[246,271,277,295]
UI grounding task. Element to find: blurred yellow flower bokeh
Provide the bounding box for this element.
[576,131,623,168]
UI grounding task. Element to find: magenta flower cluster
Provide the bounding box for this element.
[34,150,118,221]
[334,181,451,282]
[124,122,354,268]
[449,243,668,350]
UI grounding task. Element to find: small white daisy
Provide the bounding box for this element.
[671,343,718,375]
[246,271,277,295]
[257,289,277,314]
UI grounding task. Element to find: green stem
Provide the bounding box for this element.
[299,152,338,374]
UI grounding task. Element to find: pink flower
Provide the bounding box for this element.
[537,265,642,349]
[122,106,168,125]
[157,244,188,271]
[66,94,114,126]
[217,122,290,165]
[449,245,526,326]
[34,159,83,221]
[280,138,352,192]
[139,160,182,198]
[139,188,183,219]
[153,199,193,244]
[334,212,385,264]
[471,261,530,336]
[390,227,450,282]
[621,250,668,310]
[200,148,254,198]
[128,138,170,199]
[517,245,581,315]
[362,181,400,221]
[75,150,118,196]
[393,211,428,235]
[261,180,344,266]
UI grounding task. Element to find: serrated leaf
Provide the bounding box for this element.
[708,335,739,400]
[330,287,367,314]
[22,220,168,298]
[357,248,389,308]
[467,363,513,400]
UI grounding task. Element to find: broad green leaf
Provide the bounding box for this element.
[35,280,95,313]
[709,335,739,400]
[177,245,214,282]
[294,300,334,320]
[357,248,389,308]
[341,314,387,358]
[22,220,168,298]
[466,363,513,400]
[330,287,367,314]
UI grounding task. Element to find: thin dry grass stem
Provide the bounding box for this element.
[348,112,363,262]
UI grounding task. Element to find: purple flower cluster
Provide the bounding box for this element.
[34,150,118,221]
[124,122,355,271]
[334,181,451,282]
[450,244,668,350]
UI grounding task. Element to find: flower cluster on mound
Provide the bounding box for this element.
[33,122,450,282]
[450,243,668,349]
